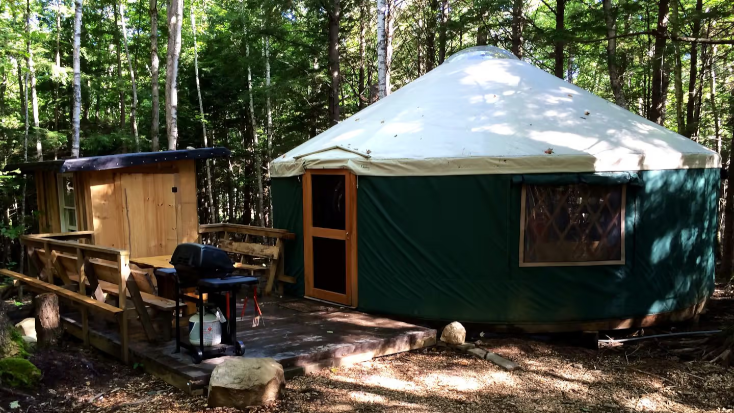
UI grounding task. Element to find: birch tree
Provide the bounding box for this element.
[328,0,340,125]
[150,0,160,151]
[166,0,183,150]
[120,0,140,151]
[377,0,387,99]
[71,0,83,158]
[26,0,41,160]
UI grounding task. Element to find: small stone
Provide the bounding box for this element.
[455,343,475,351]
[485,352,520,371]
[440,322,466,345]
[467,348,487,359]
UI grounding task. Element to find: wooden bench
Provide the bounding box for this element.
[199,224,296,295]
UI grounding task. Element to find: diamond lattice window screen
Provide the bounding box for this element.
[520,184,625,266]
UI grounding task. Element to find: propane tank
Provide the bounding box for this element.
[188,308,225,347]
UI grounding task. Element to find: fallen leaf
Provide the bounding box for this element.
[327,331,334,334]
[585,110,590,115]
[545,148,554,154]
[9,401,19,410]
[568,94,573,98]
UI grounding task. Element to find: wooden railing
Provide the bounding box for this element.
[199,223,296,294]
[20,233,134,363]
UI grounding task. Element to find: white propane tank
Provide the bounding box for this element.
[188,309,224,347]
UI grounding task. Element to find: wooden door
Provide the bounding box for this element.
[303,170,358,306]
[121,173,179,258]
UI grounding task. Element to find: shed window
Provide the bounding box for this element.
[520,184,625,266]
[57,173,77,232]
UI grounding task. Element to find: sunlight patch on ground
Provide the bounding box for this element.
[419,373,482,391]
[363,374,416,391]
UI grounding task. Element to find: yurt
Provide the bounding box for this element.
[270,46,721,332]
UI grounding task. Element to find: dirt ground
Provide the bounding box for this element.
[2,289,734,412]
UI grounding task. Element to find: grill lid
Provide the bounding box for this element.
[171,243,234,276]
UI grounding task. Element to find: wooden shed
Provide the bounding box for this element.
[6,148,230,258]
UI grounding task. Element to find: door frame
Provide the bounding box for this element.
[302,169,358,307]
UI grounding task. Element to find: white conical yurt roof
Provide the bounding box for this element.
[271,46,720,177]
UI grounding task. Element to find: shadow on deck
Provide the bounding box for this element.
[61,295,437,395]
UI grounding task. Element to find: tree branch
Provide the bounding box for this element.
[573,31,734,45]
[538,0,557,15]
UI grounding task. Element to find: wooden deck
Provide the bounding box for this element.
[60,296,436,395]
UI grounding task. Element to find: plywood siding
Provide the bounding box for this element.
[80,160,199,258]
[86,171,126,249]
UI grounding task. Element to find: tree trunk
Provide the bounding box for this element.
[55,0,61,135]
[684,0,703,138]
[671,0,684,133]
[648,0,670,125]
[165,0,183,150]
[358,0,366,108]
[602,0,626,109]
[426,0,437,71]
[120,1,139,151]
[264,34,273,226]
[510,0,523,58]
[437,0,448,64]
[554,0,565,79]
[150,0,160,151]
[377,0,387,99]
[114,4,125,131]
[26,0,41,161]
[710,44,721,153]
[71,0,82,158]
[35,293,62,348]
[385,0,393,95]
[190,9,215,223]
[328,0,340,125]
[245,29,264,226]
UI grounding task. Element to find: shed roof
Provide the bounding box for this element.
[271,46,720,177]
[4,147,230,174]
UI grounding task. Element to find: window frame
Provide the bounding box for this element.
[518,183,626,267]
[57,173,78,232]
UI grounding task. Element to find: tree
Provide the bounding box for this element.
[648,0,670,125]
[684,0,704,138]
[150,0,160,151]
[328,0,340,125]
[120,0,140,151]
[190,6,214,222]
[602,0,626,109]
[377,0,387,99]
[166,0,183,150]
[511,0,523,58]
[245,27,264,226]
[554,0,566,79]
[26,0,40,160]
[71,0,83,158]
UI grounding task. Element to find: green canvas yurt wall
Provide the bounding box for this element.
[272,168,718,326]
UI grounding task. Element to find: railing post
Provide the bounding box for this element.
[76,248,90,345]
[117,252,131,364]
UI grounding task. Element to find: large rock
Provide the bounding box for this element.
[207,357,285,408]
[440,321,466,345]
[15,318,36,340]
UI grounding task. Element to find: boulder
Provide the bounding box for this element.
[207,357,285,408]
[15,318,36,340]
[440,321,466,345]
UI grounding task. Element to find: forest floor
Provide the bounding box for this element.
[2,287,734,413]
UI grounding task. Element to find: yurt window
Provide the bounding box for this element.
[520,184,625,266]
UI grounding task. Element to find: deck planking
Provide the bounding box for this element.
[61,296,436,395]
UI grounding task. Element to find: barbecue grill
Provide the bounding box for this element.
[169,243,258,363]
[170,243,235,285]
